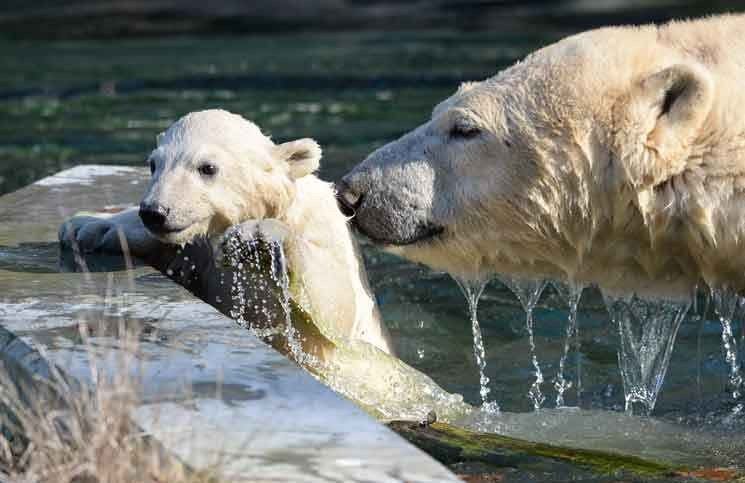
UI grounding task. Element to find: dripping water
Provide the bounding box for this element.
[455,277,499,414]
[693,287,710,411]
[552,282,584,407]
[710,287,744,415]
[602,293,690,416]
[269,242,316,367]
[226,238,266,332]
[222,235,288,344]
[499,277,548,411]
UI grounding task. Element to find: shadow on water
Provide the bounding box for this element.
[0,242,145,273]
[0,242,65,273]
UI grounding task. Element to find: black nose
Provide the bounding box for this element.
[335,180,363,217]
[139,202,170,232]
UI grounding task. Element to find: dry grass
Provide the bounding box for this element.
[0,325,223,483]
[0,234,226,482]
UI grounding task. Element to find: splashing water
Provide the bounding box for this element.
[225,237,279,337]
[602,293,690,415]
[710,287,744,415]
[269,242,317,367]
[454,277,499,414]
[221,233,316,366]
[552,282,584,407]
[499,277,548,410]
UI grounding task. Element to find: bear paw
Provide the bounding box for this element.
[59,215,125,254]
[215,219,291,268]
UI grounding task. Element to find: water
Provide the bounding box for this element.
[269,242,311,365]
[552,282,584,407]
[499,277,548,410]
[221,236,283,340]
[602,293,690,415]
[216,231,314,365]
[710,287,744,415]
[454,277,499,414]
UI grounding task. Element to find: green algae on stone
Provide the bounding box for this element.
[388,420,685,478]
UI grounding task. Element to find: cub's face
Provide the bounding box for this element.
[140,109,321,245]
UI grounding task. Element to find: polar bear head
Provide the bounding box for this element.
[139,109,321,245]
[338,24,719,287]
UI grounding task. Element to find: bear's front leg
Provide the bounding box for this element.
[58,207,162,258]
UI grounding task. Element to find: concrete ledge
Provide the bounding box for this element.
[0,165,459,482]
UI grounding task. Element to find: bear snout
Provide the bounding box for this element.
[139,202,170,233]
[334,180,363,217]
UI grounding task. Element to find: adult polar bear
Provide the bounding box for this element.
[337,14,745,301]
[61,109,392,359]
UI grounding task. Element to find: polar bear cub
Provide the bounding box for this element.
[60,109,392,357]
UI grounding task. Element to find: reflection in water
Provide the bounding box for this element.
[2,242,77,273]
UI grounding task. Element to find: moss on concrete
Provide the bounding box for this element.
[388,420,686,479]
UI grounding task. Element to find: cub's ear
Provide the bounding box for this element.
[626,63,714,186]
[156,131,165,146]
[274,138,322,179]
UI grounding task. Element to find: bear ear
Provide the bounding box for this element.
[274,138,322,179]
[156,131,165,146]
[629,63,714,186]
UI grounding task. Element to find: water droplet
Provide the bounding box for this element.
[499,276,547,411]
[454,276,499,414]
[710,287,744,413]
[552,282,584,407]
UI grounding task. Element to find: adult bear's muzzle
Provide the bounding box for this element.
[336,166,443,247]
[334,180,363,218]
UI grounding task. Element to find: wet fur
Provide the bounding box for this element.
[343,15,745,300]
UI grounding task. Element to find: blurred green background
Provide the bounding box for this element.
[0,0,742,195]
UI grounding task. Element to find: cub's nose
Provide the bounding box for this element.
[335,180,363,217]
[139,202,170,232]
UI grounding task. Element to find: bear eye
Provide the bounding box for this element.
[148,159,156,175]
[197,163,218,177]
[449,123,481,141]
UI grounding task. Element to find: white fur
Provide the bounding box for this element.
[63,109,392,354]
[344,14,745,301]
